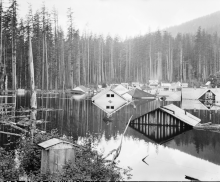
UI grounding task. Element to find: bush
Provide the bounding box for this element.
[0,147,19,180]
[17,129,60,176]
[60,136,132,181]
[17,130,132,181]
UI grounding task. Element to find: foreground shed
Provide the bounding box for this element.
[38,138,80,174]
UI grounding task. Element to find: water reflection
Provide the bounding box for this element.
[0,93,220,180]
[129,122,192,145]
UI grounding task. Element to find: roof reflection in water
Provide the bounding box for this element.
[129,118,192,145]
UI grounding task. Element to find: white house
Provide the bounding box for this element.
[131,82,140,88]
[181,83,189,88]
[92,87,129,117]
[161,83,171,91]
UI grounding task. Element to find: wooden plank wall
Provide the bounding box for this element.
[130,109,192,144]
[131,109,187,127]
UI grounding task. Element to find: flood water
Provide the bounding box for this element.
[0,92,220,181]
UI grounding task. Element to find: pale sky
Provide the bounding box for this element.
[12,0,220,38]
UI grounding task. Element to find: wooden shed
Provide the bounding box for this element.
[131,104,201,127]
[199,89,215,101]
[38,138,80,174]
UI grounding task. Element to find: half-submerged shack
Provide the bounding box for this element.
[129,104,201,144]
[38,138,80,174]
[182,88,220,101]
[131,104,201,127]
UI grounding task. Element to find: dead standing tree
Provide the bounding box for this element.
[28,37,37,143]
[104,115,133,164]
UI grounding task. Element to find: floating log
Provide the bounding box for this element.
[0,131,21,136]
[8,115,30,119]
[194,123,220,131]
[2,121,28,133]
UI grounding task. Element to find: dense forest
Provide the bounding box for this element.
[1,0,220,90]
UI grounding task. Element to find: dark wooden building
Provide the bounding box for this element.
[129,104,200,144]
[38,138,80,174]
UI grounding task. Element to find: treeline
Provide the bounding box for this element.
[1,1,220,90]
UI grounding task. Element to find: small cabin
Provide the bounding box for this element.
[199,89,215,101]
[132,82,140,88]
[149,80,159,88]
[38,138,80,174]
[71,85,89,94]
[181,83,188,88]
[161,83,171,91]
[131,104,201,127]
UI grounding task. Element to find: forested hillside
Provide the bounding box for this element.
[1,1,220,90]
[165,11,220,37]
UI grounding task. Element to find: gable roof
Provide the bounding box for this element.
[38,138,80,150]
[198,89,216,100]
[182,88,219,100]
[113,84,129,95]
[127,88,155,98]
[92,87,127,101]
[160,104,201,126]
[72,85,89,93]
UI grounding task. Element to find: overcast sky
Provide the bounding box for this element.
[13,0,220,38]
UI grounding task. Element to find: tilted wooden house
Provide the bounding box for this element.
[38,138,80,174]
[199,89,215,100]
[91,87,129,117]
[131,104,201,127]
[182,88,220,101]
[129,104,200,144]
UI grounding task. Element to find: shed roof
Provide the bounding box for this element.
[113,84,129,95]
[160,104,201,126]
[72,85,89,93]
[38,138,80,150]
[182,88,220,100]
[92,87,127,101]
[127,88,155,98]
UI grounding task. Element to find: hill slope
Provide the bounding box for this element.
[165,11,220,36]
